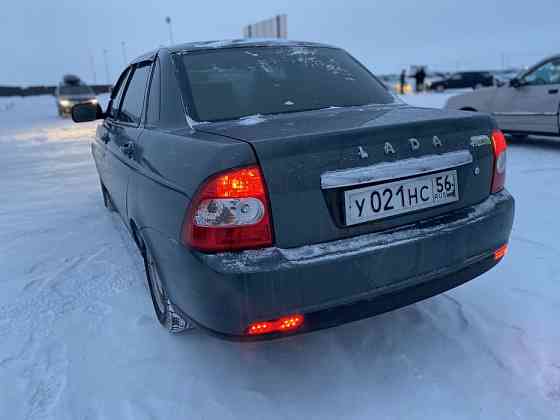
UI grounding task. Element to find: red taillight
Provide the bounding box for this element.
[491,129,507,193]
[182,165,273,252]
[247,314,304,335]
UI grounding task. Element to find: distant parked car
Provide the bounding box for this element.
[55,75,98,117]
[446,55,560,139]
[71,39,513,339]
[429,71,494,92]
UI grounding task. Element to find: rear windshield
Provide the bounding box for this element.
[59,86,94,95]
[174,46,395,122]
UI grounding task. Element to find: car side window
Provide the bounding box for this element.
[108,68,131,119]
[146,59,161,126]
[118,63,152,125]
[524,59,560,86]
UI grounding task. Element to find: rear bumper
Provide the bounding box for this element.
[189,252,499,341]
[164,190,514,338]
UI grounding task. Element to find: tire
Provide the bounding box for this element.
[101,184,116,212]
[143,245,194,334]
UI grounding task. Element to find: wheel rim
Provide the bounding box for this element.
[147,253,167,318]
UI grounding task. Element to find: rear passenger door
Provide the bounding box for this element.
[104,61,152,219]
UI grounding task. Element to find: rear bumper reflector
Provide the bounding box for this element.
[494,244,508,261]
[247,314,304,335]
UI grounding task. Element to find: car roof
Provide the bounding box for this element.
[541,54,560,62]
[130,39,337,64]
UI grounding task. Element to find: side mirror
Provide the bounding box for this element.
[71,103,104,123]
[509,78,523,88]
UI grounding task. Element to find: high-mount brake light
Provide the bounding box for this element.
[182,165,274,252]
[491,129,507,193]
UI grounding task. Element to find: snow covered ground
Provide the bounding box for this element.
[1,93,559,420]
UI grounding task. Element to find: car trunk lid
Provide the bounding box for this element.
[197,104,496,248]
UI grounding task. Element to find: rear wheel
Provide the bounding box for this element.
[144,245,194,334]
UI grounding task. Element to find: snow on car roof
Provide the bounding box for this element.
[169,38,337,53]
[128,39,339,65]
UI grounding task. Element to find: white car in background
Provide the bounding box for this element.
[446,55,560,139]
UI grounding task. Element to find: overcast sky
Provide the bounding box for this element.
[2,0,558,85]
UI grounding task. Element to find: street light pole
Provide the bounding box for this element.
[121,41,128,67]
[103,49,111,85]
[88,50,97,84]
[165,16,174,45]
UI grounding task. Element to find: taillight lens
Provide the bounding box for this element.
[491,129,507,193]
[182,165,274,252]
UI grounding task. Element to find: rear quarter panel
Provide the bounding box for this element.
[127,129,257,327]
[130,129,256,243]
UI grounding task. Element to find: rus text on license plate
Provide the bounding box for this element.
[344,170,459,226]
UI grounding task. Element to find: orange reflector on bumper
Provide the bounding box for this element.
[247,314,304,335]
[494,244,508,261]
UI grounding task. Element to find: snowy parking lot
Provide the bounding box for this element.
[1,93,559,419]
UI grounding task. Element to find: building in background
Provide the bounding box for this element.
[243,14,287,39]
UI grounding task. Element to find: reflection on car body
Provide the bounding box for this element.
[72,39,514,340]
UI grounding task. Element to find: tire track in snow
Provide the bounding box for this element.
[23,342,69,420]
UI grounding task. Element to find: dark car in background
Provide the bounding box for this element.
[55,75,98,117]
[71,39,513,340]
[429,71,494,92]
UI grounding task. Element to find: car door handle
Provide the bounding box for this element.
[120,142,135,158]
[548,89,559,94]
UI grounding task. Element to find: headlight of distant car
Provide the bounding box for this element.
[59,99,71,107]
[88,99,98,104]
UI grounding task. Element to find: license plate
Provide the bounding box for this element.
[344,170,459,226]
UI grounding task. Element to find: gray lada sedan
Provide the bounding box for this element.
[72,39,514,340]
